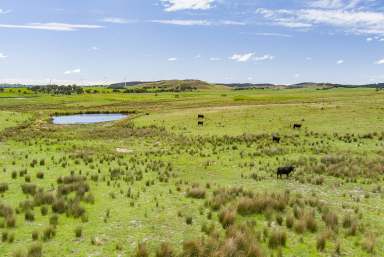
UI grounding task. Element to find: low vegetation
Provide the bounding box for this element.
[0,85,383,256]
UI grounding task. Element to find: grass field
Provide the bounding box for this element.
[0,87,383,257]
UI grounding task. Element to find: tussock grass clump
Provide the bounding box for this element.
[322,210,338,231]
[186,187,206,199]
[361,232,376,253]
[316,233,327,252]
[21,183,37,196]
[75,226,82,238]
[32,230,39,241]
[25,210,35,221]
[0,183,9,193]
[219,208,236,228]
[134,242,149,257]
[27,243,42,257]
[236,193,289,216]
[36,172,44,179]
[268,229,287,249]
[42,226,56,241]
[156,243,175,257]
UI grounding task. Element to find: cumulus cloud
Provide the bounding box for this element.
[64,69,81,74]
[0,23,103,31]
[168,57,177,61]
[256,7,384,35]
[375,58,384,65]
[0,53,7,59]
[161,0,214,12]
[337,59,344,64]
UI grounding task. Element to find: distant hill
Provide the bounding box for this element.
[108,80,223,92]
[108,81,146,89]
[0,84,32,88]
[219,83,278,88]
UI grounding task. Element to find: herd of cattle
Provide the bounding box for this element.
[197,114,300,179]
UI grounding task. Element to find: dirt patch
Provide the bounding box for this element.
[116,148,134,153]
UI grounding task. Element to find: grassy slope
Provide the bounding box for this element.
[0,88,383,256]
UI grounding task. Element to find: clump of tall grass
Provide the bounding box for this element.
[156,243,175,257]
[186,187,206,199]
[134,242,149,257]
[268,229,287,249]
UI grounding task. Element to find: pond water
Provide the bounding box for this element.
[52,113,127,125]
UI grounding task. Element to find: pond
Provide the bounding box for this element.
[52,113,127,125]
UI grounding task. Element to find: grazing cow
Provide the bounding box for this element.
[198,121,204,127]
[198,114,205,119]
[293,123,302,129]
[277,166,295,179]
[272,134,281,143]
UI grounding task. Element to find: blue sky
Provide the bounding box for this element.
[0,0,383,85]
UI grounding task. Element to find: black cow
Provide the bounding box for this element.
[277,166,295,179]
[293,123,302,129]
[198,121,204,127]
[272,135,281,143]
[198,114,205,119]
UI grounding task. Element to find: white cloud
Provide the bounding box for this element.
[256,8,384,35]
[366,37,373,42]
[161,0,214,12]
[150,19,245,26]
[0,23,103,31]
[221,20,246,26]
[151,19,210,26]
[64,69,81,74]
[168,57,177,61]
[0,53,7,59]
[337,59,344,64]
[209,57,221,61]
[375,58,384,65]
[101,17,135,24]
[308,0,363,9]
[90,46,99,51]
[248,32,292,38]
[230,53,274,62]
[254,54,275,61]
[230,53,255,62]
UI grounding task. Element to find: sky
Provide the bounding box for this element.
[0,0,384,85]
